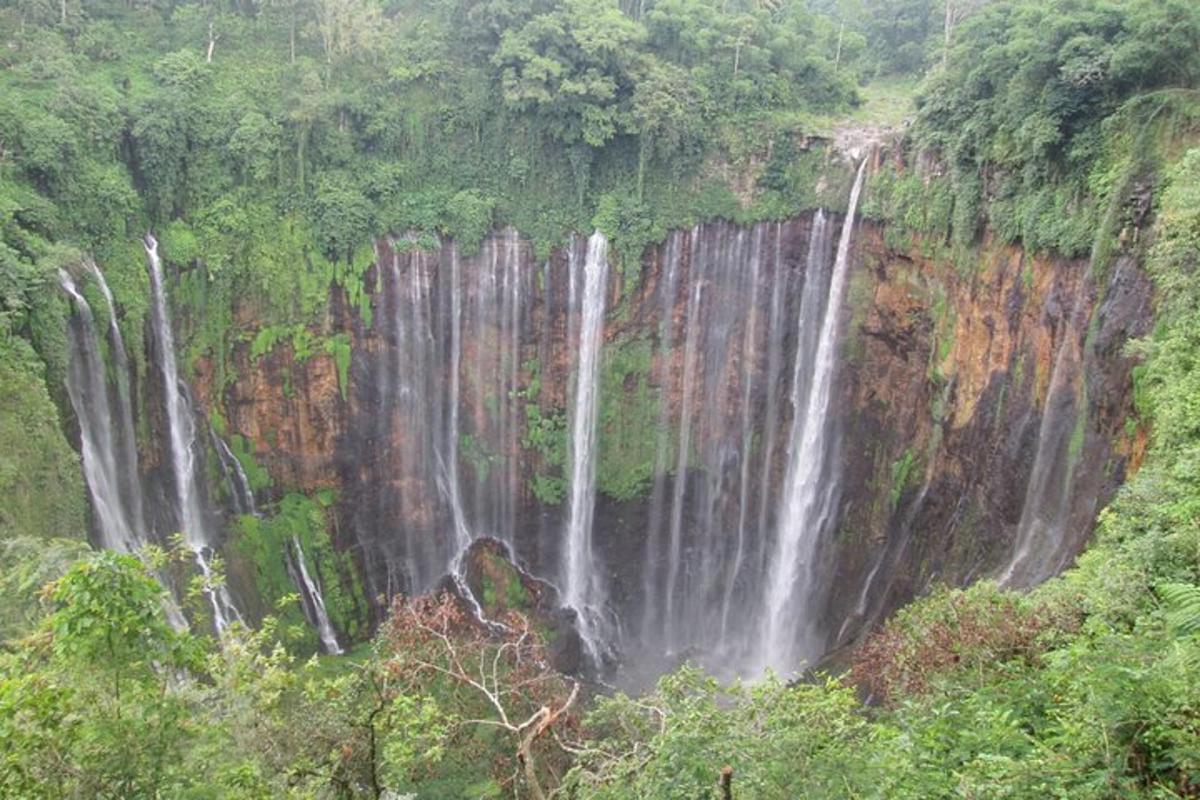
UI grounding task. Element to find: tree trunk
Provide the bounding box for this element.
[206,21,218,64]
[637,137,649,201]
[943,0,954,67]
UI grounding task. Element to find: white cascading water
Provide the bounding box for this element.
[631,220,814,680]
[721,225,767,640]
[662,254,704,650]
[211,426,343,653]
[59,269,140,552]
[758,159,868,674]
[144,234,242,634]
[359,232,528,600]
[638,232,682,642]
[287,537,344,654]
[62,262,189,630]
[562,231,610,658]
[443,244,470,549]
[999,264,1092,588]
[211,430,257,517]
[91,262,149,540]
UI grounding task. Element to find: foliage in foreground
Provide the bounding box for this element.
[0,552,448,798]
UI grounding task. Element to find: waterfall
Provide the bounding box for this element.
[562,231,609,658]
[466,230,524,545]
[720,224,767,640]
[144,235,242,634]
[758,159,867,674]
[211,430,257,517]
[59,269,141,552]
[360,232,531,598]
[662,235,704,650]
[209,425,346,652]
[627,219,815,679]
[339,212,879,676]
[286,537,344,654]
[638,233,682,641]
[1000,270,1093,588]
[92,262,148,540]
[444,244,470,548]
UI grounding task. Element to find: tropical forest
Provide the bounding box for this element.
[1,0,1200,795]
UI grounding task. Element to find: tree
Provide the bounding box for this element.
[309,0,383,78]
[631,58,701,195]
[564,666,884,799]
[0,553,199,797]
[310,173,373,262]
[0,537,89,641]
[492,0,645,147]
[381,593,581,800]
[227,111,281,184]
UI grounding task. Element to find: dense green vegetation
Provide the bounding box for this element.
[2,0,1200,796]
[865,0,1200,262]
[235,491,367,645]
[0,0,869,380]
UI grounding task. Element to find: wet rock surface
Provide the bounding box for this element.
[189,215,1152,675]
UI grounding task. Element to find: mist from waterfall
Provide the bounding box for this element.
[145,235,243,634]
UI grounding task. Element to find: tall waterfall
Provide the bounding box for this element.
[356,232,529,599]
[563,232,610,658]
[445,244,470,547]
[758,159,868,674]
[1000,265,1094,588]
[60,268,143,552]
[627,216,836,679]
[145,235,242,634]
[92,262,148,541]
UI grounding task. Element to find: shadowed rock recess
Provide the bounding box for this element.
[162,204,1147,682]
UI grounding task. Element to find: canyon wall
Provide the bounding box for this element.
[182,208,1151,679]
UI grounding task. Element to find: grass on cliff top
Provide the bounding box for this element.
[807,76,919,138]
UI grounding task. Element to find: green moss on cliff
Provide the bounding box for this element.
[0,338,87,541]
[233,490,366,651]
[596,337,661,503]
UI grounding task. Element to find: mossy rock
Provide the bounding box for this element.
[460,537,584,674]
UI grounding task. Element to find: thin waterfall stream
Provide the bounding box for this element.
[1000,264,1094,588]
[144,234,243,634]
[287,537,344,654]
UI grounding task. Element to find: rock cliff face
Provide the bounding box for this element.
[189,209,1151,677]
[827,227,1150,649]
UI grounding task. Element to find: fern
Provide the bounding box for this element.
[1157,583,1200,635]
